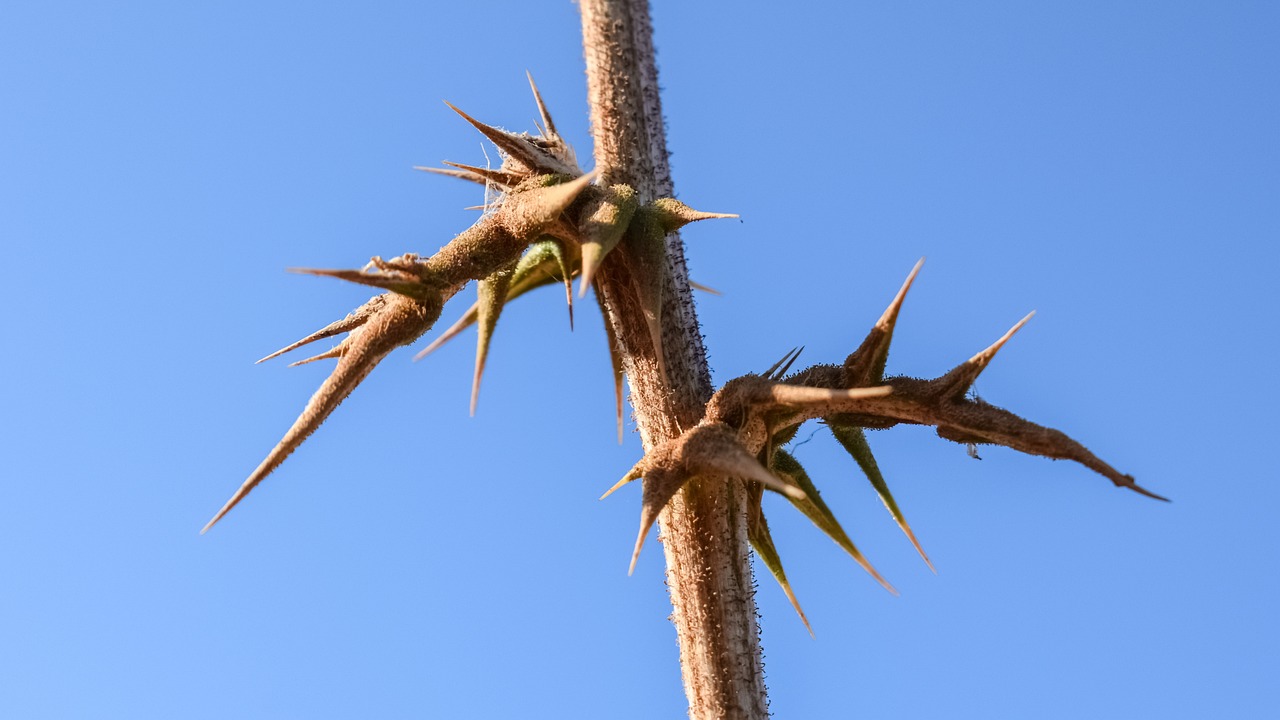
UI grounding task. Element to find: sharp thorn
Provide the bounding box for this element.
[287,347,343,367]
[526,70,558,139]
[688,280,722,295]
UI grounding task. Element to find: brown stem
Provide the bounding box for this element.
[579,1,768,717]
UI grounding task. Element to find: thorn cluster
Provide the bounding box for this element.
[209,77,1161,642]
[600,259,1166,630]
[204,74,736,533]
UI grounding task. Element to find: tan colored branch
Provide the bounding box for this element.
[579,0,769,717]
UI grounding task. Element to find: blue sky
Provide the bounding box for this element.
[2,2,1276,718]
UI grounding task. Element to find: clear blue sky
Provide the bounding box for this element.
[2,2,1276,718]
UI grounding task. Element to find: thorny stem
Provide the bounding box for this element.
[580,1,769,718]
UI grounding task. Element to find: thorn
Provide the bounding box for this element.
[971,311,1035,370]
[1120,477,1171,502]
[287,346,343,367]
[775,346,805,380]
[931,311,1036,399]
[255,299,382,364]
[413,165,487,186]
[644,310,668,383]
[413,304,478,362]
[443,100,578,176]
[600,462,644,500]
[762,347,803,381]
[546,240,574,330]
[629,467,697,574]
[769,449,898,593]
[688,280,721,296]
[827,423,934,572]
[202,294,442,534]
[748,509,814,636]
[470,266,516,416]
[878,258,924,333]
[440,161,523,189]
[576,184,637,298]
[444,101,543,171]
[844,258,923,385]
[648,198,739,232]
[596,287,627,445]
[683,425,806,500]
[288,266,436,303]
[526,71,558,139]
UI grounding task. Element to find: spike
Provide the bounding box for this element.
[443,101,578,177]
[414,304,477,361]
[688,280,722,296]
[762,346,805,381]
[646,198,739,232]
[440,161,525,189]
[287,346,344,367]
[682,424,805,500]
[289,266,438,304]
[770,450,898,593]
[844,258,924,385]
[827,424,934,571]
[601,460,644,500]
[577,184,638,296]
[413,165,488,186]
[444,101,548,172]
[526,71,558,140]
[471,264,517,415]
[930,311,1036,399]
[256,295,387,364]
[629,465,696,575]
[772,451,896,589]
[748,505,814,636]
[623,217,669,381]
[497,171,598,240]
[412,241,570,363]
[545,240,575,329]
[762,347,802,381]
[203,294,441,534]
[643,310,667,382]
[596,285,627,443]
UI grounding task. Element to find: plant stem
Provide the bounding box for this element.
[579,1,769,717]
